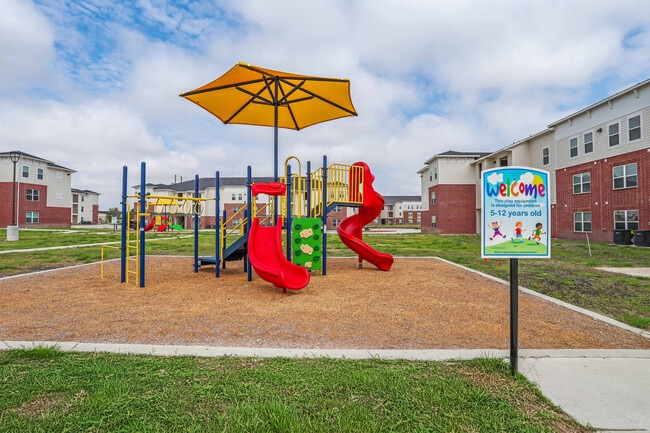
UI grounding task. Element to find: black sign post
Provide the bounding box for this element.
[481,167,551,377]
[509,258,519,375]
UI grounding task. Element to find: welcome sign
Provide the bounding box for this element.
[481,166,550,258]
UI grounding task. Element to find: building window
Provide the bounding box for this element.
[333,205,342,213]
[608,123,619,146]
[572,173,590,194]
[542,147,549,165]
[628,114,641,141]
[331,218,341,227]
[614,210,638,231]
[37,168,44,180]
[238,193,243,201]
[22,165,29,178]
[429,169,432,182]
[478,162,482,178]
[613,163,637,189]
[81,196,85,202]
[583,132,593,154]
[574,212,591,232]
[231,193,236,200]
[26,211,39,224]
[431,191,436,205]
[81,206,84,212]
[431,215,436,229]
[499,157,508,167]
[433,165,438,180]
[569,137,578,157]
[26,189,40,201]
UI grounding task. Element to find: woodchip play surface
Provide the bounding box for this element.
[2,256,649,350]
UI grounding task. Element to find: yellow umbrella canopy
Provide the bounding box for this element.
[180,62,357,129]
[179,62,358,179]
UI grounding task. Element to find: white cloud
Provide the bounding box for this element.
[0,0,54,92]
[487,173,503,185]
[519,172,535,184]
[2,0,650,210]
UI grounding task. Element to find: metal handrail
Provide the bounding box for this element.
[221,205,248,251]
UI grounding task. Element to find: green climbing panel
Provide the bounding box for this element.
[292,218,322,271]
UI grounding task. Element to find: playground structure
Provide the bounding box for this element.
[119,156,393,289]
[120,163,211,288]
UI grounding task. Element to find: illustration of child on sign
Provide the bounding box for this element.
[488,221,506,240]
[511,221,525,243]
[529,222,546,244]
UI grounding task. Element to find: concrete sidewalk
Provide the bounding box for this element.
[2,341,649,431]
[597,266,650,278]
[518,350,650,432]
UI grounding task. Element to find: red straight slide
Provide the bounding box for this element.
[337,162,394,271]
[248,216,310,290]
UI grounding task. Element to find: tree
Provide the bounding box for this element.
[105,207,121,223]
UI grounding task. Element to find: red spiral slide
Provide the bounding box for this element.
[337,162,394,271]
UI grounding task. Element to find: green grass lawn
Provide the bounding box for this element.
[0,347,589,433]
[1,227,647,431]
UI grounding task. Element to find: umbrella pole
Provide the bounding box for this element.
[274,101,279,222]
[274,104,279,182]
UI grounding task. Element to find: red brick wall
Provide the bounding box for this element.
[554,148,649,242]
[403,211,421,224]
[0,183,15,226]
[38,207,72,228]
[201,216,216,229]
[326,206,347,230]
[221,203,245,228]
[0,182,71,228]
[422,184,477,234]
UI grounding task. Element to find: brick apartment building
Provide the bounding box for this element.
[71,189,100,224]
[142,177,421,230]
[381,196,422,225]
[0,151,84,228]
[419,151,489,234]
[419,78,650,243]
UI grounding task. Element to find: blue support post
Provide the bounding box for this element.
[286,164,292,261]
[243,208,249,273]
[120,165,127,283]
[245,208,250,280]
[246,165,252,225]
[215,171,220,278]
[246,165,253,281]
[221,209,227,269]
[193,174,199,273]
[139,161,146,288]
[322,155,328,275]
[306,161,312,217]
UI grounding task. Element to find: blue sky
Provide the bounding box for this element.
[2,0,650,209]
